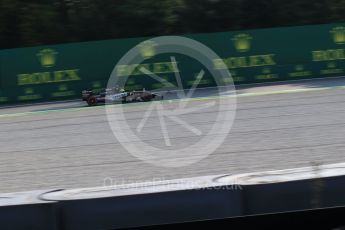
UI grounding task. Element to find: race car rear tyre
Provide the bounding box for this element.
[152,95,163,101]
[142,97,151,102]
[87,97,98,106]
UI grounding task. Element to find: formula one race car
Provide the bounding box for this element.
[82,88,163,106]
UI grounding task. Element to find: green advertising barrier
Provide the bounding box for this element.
[1,23,345,105]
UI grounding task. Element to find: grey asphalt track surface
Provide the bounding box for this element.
[1,77,345,193]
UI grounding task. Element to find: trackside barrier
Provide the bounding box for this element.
[1,163,345,229]
[215,163,345,215]
[39,176,243,230]
[0,190,59,230]
[40,163,345,229]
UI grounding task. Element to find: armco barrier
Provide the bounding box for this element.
[39,176,242,230]
[0,190,58,230]
[215,163,345,214]
[242,176,345,214]
[1,23,345,105]
[40,163,345,229]
[1,163,345,229]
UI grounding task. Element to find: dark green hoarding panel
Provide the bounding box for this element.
[0,37,147,104]
[1,23,345,105]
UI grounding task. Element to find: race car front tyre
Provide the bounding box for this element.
[136,97,143,102]
[87,97,98,106]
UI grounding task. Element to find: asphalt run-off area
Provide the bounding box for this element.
[0,77,345,193]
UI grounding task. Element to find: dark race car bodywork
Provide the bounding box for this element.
[82,88,163,106]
